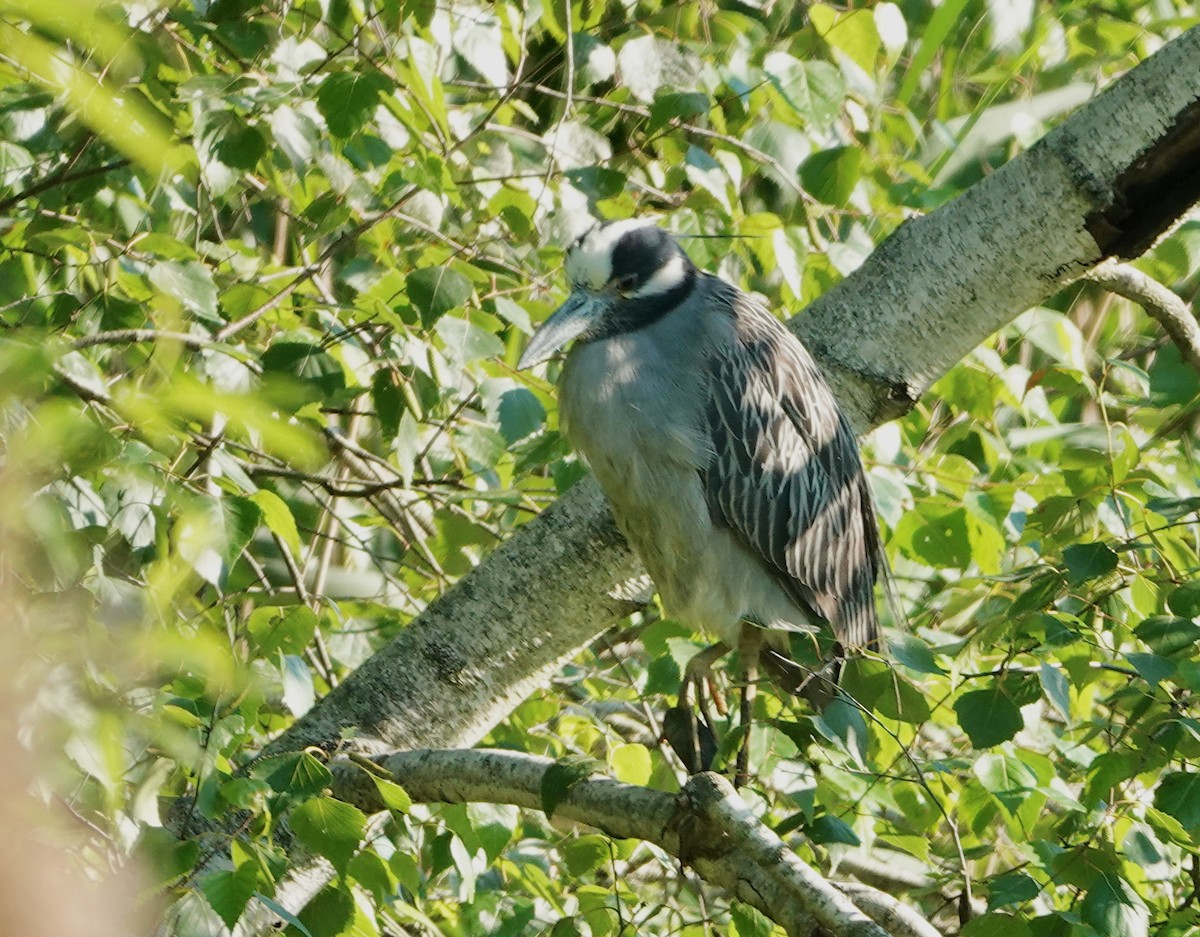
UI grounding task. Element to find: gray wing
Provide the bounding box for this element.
[702,299,882,649]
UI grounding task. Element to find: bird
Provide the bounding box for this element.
[518,217,889,783]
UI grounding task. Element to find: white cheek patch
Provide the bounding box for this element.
[565,217,660,290]
[629,252,687,298]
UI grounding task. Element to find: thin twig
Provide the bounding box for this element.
[69,329,261,370]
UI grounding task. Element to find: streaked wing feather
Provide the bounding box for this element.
[703,298,881,649]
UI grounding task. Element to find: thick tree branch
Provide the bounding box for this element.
[331,749,942,937]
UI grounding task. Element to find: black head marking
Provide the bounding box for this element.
[591,223,698,338]
[609,224,681,295]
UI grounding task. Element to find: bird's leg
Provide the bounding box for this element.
[685,640,729,737]
[663,641,729,774]
[734,625,764,789]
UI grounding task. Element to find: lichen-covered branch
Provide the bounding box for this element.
[332,749,945,937]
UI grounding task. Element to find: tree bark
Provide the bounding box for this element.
[331,749,943,937]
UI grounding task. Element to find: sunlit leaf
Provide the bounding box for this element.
[201,863,260,931]
[290,797,367,875]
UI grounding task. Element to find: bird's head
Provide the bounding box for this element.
[518,218,697,368]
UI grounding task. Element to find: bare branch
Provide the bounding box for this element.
[1085,260,1200,374]
[332,749,944,937]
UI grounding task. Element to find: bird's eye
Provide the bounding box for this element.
[612,273,639,295]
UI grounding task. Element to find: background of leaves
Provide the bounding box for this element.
[1,0,1199,935]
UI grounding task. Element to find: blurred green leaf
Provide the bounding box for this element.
[317,72,392,138]
[408,267,473,326]
[1081,873,1149,937]
[800,146,862,207]
[1154,772,1200,832]
[1062,542,1118,584]
[955,686,1023,748]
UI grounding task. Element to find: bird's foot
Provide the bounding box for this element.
[660,641,729,775]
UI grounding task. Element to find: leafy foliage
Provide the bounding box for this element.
[2,1,1199,936]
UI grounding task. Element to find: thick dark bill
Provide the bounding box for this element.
[517,291,608,369]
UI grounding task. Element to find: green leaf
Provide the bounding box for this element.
[540,755,600,819]
[1154,772,1200,832]
[289,797,367,874]
[249,489,302,557]
[214,122,267,170]
[466,802,517,863]
[149,261,220,325]
[729,902,775,937]
[974,752,1038,812]
[886,632,946,675]
[987,871,1040,910]
[762,53,845,128]
[261,341,346,398]
[371,368,406,440]
[814,697,868,766]
[247,605,319,657]
[1039,663,1071,721]
[288,883,354,937]
[256,751,333,797]
[137,827,200,887]
[1135,616,1200,657]
[268,104,318,168]
[408,267,473,326]
[1143,806,1193,847]
[808,5,881,73]
[563,167,626,200]
[896,0,971,103]
[1167,581,1200,619]
[1126,652,1175,688]
[371,774,413,814]
[955,686,1023,748]
[498,388,545,443]
[895,504,972,569]
[435,314,504,365]
[561,834,610,876]
[201,863,260,931]
[807,813,861,846]
[1083,752,1140,810]
[800,146,862,207]
[609,742,651,786]
[961,913,1032,937]
[317,72,391,137]
[175,495,262,586]
[453,15,507,86]
[1081,874,1149,937]
[1062,542,1118,584]
[647,91,709,133]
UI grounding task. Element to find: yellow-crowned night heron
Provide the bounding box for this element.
[519,218,888,782]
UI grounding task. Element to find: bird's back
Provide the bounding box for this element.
[704,281,883,650]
